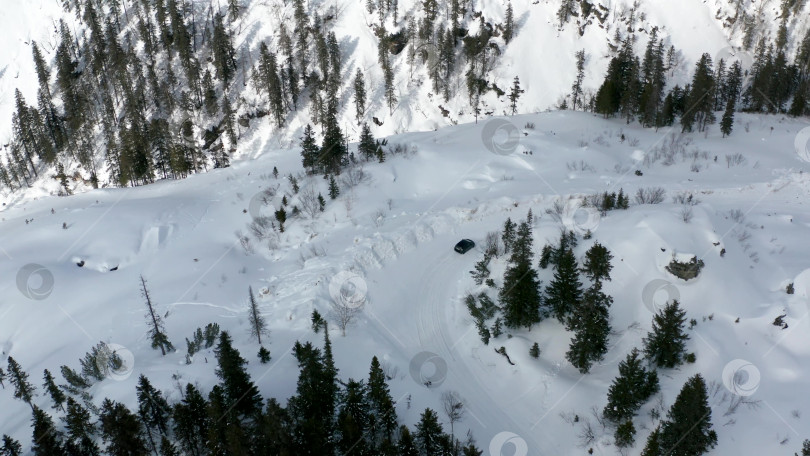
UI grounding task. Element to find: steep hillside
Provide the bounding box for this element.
[1,0,809,200]
[1,110,810,454]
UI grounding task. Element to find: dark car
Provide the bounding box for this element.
[454,239,475,254]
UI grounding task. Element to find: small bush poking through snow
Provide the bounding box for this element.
[635,187,666,204]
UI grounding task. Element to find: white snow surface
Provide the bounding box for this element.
[1,109,810,454]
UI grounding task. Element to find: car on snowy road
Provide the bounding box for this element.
[454,239,475,254]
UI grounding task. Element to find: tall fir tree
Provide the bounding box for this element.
[499,213,542,328]
[7,357,36,407]
[545,246,583,324]
[643,300,689,368]
[140,275,174,356]
[603,348,659,422]
[659,374,717,455]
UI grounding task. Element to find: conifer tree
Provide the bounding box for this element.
[354,69,367,124]
[63,397,101,456]
[0,435,22,456]
[397,426,419,456]
[140,275,174,356]
[172,383,209,456]
[247,286,269,346]
[99,399,149,456]
[337,379,370,454]
[358,123,378,161]
[501,218,516,254]
[659,374,717,455]
[7,357,36,407]
[415,408,445,455]
[136,375,171,453]
[603,348,659,422]
[300,124,320,174]
[571,50,586,110]
[720,99,735,138]
[287,341,336,455]
[368,356,397,443]
[508,76,524,115]
[681,54,716,133]
[641,425,662,456]
[31,406,64,455]
[643,300,689,368]
[214,331,263,419]
[499,213,542,328]
[504,2,515,44]
[42,370,65,412]
[565,282,611,373]
[581,242,613,284]
[329,175,340,199]
[545,246,582,324]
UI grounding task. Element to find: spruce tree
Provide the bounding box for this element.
[337,379,370,455]
[545,246,582,324]
[31,406,64,455]
[214,331,263,418]
[501,218,516,254]
[300,124,320,174]
[136,375,171,453]
[7,356,36,406]
[504,2,515,44]
[140,275,174,355]
[42,370,65,411]
[0,435,22,456]
[499,214,542,328]
[63,397,101,456]
[571,49,586,110]
[172,383,209,456]
[508,76,524,115]
[565,282,611,373]
[470,255,491,285]
[720,98,735,138]
[614,420,635,448]
[643,300,689,368]
[641,426,662,456]
[603,348,660,422]
[397,425,419,456]
[415,408,445,455]
[368,356,397,442]
[581,242,613,284]
[247,286,268,346]
[99,399,149,456]
[329,175,340,199]
[681,54,716,133]
[358,123,378,160]
[287,341,336,455]
[354,69,367,123]
[659,374,717,455]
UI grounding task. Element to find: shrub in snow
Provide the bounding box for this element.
[665,255,704,281]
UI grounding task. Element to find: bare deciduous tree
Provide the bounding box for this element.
[331,299,361,336]
[299,185,321,219]
[441,391,465,438]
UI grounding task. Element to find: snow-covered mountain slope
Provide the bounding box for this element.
[1,0,809,183]
[2,110,810,454]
